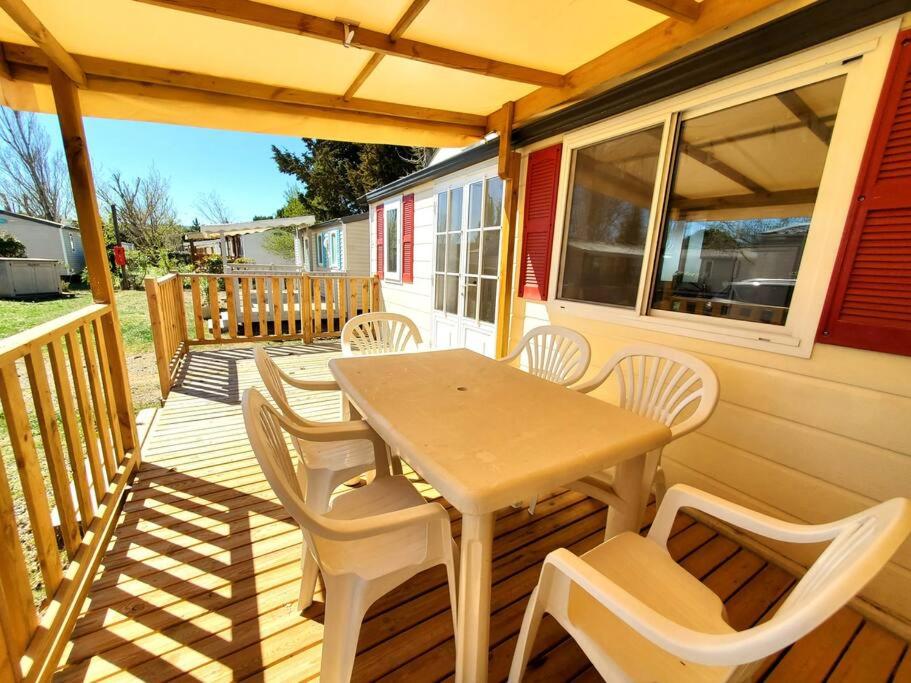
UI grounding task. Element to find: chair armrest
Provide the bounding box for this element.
[542,548,754,666]
[281,415,392,476]
[324,500,450,540]
[647,484,844,549]
[277,365,340,393]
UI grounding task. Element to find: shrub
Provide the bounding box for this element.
[0,231,26,257]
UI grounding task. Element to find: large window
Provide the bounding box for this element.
[384,202,400,280]
[556,73,848,337]
[650,76,846,325]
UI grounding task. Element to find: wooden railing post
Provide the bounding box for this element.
[301,274,313,343]
[49,64,138,453]
[144,276,172,400]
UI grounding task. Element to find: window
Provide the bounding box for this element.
[434,177,503,324]
[650,76,846,326]
[434,187,461,314]
[553,65,854,352]
[559,125,663,307]
[384,202,401,280]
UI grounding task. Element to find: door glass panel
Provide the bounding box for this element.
[386,207,399,273]
[468,182,483,229]
[436,192,447,233]
[435,235,446,271]
[559,125,663,308]
[482,229,500,277]
[466,230,480,274]
[446,232,461,273]
[434,274,444,311]
[650,75,846,326]
[445,275,459,314]
[448,188,463,230]
[479,279,497,323]
[463,276,478,318]
[484,177,503,227]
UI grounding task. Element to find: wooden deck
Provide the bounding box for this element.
[53,343,911,682]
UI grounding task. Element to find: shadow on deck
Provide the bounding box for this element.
[53,343,911,681]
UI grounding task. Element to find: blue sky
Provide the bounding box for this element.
[34,113,307,225]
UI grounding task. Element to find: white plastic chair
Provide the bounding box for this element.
[243,388,459,683]
[509,484,911,683]
[254,347,379,611]
[567,343,718,517]
[501,325,591,387]
[341,312,423,356]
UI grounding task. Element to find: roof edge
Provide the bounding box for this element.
[364,0,903,204]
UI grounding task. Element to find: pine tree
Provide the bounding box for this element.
[271,140,431,221]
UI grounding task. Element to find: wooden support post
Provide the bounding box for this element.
[495,102,521,359]
[495,152,521,359]
[49,64,138,453]
[144,277,171,400]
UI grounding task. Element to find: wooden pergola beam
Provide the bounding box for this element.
[135,0,564,88]
[0,0,85,85]
[3,44,488,137]
[627,0,702,23]
[494,0,785,127]
[343,0,430,101]
[776,91,833,144]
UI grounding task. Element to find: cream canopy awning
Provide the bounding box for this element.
[0,0,796,147]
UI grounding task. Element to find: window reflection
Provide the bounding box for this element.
[651,76,846,325]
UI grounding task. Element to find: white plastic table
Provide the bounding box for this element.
[329,348,672,683]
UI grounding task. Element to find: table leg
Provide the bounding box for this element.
[456,512,494,683]
[604,453,647,541]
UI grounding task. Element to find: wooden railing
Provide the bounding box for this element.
[145,273,380,397]
[0,304,140,682]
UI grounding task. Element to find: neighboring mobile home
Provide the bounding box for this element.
[0,209,84,276]
[366,17,911,623]
[295,212,370,275]
[184,215,315,266]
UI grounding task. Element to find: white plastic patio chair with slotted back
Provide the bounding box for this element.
[243,389,458,683]
[501,325,591,387]
[566,343,718,521]
[341,312,423,356]
[254,347,380,612]
[508,484,911,683]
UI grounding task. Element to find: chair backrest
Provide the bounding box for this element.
[574,343,718,439]
[502,325,591,387]
[253,347,318,427]
[341,312,422,356]
[242,388,336,563]
[730,498,911,669]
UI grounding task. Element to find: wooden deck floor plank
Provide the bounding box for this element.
[827,621,907,682]
[764,608,863,682]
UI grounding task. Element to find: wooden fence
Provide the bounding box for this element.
[144,273,380,398]
[0,304,139,682]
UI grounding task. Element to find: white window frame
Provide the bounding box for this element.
[384,199,402,282]
[544,21,899,358]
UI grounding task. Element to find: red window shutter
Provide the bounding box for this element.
[518,144,562,300]
[402,194,415,283]
[375,203,384,279]
[818,31,911,356]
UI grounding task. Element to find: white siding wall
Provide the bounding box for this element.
[239,229,297,265]
[0,215,84,275]
[343,219,371,276]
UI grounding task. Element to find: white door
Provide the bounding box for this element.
[431,175,504,357]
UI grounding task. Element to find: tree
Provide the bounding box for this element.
[0,108,73,221]
[0,231,25,257]
[271,140,431,221]
[99,167,182,252]
[196,190,233,224]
